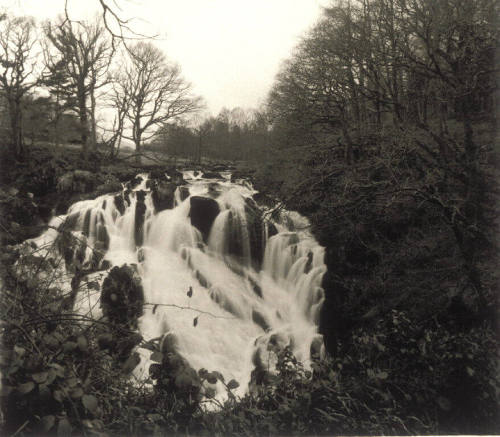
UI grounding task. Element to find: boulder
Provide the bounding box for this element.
[178,186,190,202]
[127,176,143,190]
[152,181,176,212]
[189,196,220,241]
[245,201,265,268]
[166,168,185,185]
[267,221,278,239]
[114,194,126,215]
[101,264,144,329]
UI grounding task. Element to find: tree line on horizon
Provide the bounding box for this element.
[0,11,203,163]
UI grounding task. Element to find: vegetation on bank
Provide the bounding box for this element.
[249,0,499,434]
[0,239,497,436]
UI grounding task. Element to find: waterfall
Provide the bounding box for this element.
[32,170,326,398]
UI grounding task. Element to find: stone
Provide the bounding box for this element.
[151,181,176,212]
[134,191,147,246]
[166,168,185,185]
[101,264,144,329]
[178,186,190,202]
[189,196,220,241]
[114,194,126,215]
[127,176,143,190]
[201,171,223,179]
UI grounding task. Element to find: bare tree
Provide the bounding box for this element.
[101,71,131,158]
[44,16,113,157]
[116,42,201,163]
[0,14,39,158]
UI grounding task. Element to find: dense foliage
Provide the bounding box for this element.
[249,0,499,433]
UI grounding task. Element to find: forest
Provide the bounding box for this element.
[0,0,498,436]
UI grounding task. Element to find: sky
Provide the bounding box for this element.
[0,0,328,115]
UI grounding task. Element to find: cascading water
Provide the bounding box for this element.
[32,170,326,398]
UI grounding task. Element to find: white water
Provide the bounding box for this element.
[32,171,326,397]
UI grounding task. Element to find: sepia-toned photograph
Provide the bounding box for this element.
[0,0,497,435]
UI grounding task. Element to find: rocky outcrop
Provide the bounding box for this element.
[135,190,147,247]
[178,186,190,202]
[189,196,220,241]
[151,181,176,212]
[166,168,185,185]
[149,168,166,180]
[202,171,223,179]
[114,194,126,215]
[127,176,144,190]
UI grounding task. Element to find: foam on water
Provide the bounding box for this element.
[31,170,327,397]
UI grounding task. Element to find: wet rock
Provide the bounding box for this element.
[123,189,132,206]
[114,194,126,215]
[304,251,313,274]
[244,201,266,269]
[252,309,271,332]
[127,176,143,190]
[134,190,147,247]
[152,181,176,212]
[149,168,166,180]
[101,259,112,270]
[195,270,210,288]
[248,275,263,298]
[208,287,243,317]
[166,168,185,185]
[96,213,110,250]
[310,335,324,359]
[101,264,144,329]
[189,196,220,241]
[201,171,223,179]
[178,186,190,202]
[82,209,91,236]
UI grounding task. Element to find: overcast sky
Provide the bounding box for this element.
[1,0,328,115]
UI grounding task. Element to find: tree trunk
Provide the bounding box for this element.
[8,98,24,158]
[78,92,89,159]
[134,139,142,164]
[90,88,97,151]
[198,133,202,164]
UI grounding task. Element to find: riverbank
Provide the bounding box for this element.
[0,142,497,435]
